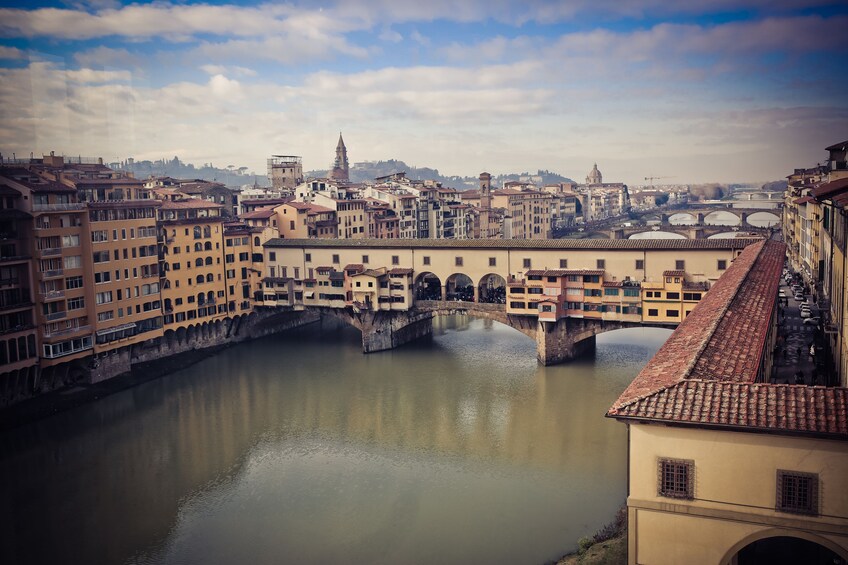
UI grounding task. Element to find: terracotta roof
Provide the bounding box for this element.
[603,281,623,287]
[792,196,816,205]
[239,207,275,219]
[608,240,847,439]
[825,139,848,151]
[389,268,413,275]
[265,238,759,251]
[315,266,333,273]
[663,270,686,277]
[611,381,848,438]
[344,264,364,272]
[811,177,848,199]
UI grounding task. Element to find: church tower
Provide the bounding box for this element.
[479,172,492,237]
[329,132,349,181]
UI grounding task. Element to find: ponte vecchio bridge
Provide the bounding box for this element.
[261,238,761,365]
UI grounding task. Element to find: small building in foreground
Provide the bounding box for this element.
[607,239,848,565]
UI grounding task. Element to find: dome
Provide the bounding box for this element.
[586,163,602,184]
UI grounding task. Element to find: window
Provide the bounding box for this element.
[269,252,276,261]
[666,292,680,300]
[332,254,339,264]
[423,256,430,266]
[94,271,111,284]
[635,259,644,270]
[361,254,369,264]
[560,259,567,268]
[604,288,619,296]
[304,253,311,262]
[596,259,605,269]
[675,260,685,270]
[648,308,658,317]
[65,276,84,289]
[455,256,463,267]
[666,309,679,317]
[489,257,497,267]
[717,260,727,270]
[683,292,702,301]
[509,301,526,309]
[95,291,113,305]
[776,470,818,516]
[67,296,85,310]
[658,458,693,499]
[623,288,639,297]
[97,311,113,322]
[523,258,531,269]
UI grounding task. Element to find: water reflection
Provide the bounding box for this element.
[0,320,670,565]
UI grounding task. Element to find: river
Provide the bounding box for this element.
[0,318,670,565]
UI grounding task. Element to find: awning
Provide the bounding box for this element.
[304,291,315,298]
[95,322,136,337]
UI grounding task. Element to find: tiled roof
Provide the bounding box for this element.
[611,381,848,438]
[265,238,759,251]
[344,263,364,272]
[811,177,848,199]
[792,196,816,205]
[239,207,275,219]
[608,240,848,439]
[663,270,686,277]
[525,269,603,277]
[389,268,413,275]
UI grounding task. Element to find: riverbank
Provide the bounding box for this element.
[556,506,627,565]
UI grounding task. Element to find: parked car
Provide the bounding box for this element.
[779,290,786,298]
[803,317,820,325]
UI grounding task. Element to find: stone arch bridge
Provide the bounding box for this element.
[262,238,758,365]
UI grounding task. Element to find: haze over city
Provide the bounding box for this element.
[0,0,846,184]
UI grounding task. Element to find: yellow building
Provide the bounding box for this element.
[641,269,707,323]
[158,199,228,331]
[608,240,848,564]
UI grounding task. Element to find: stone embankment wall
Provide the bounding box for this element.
[0,309,319,407]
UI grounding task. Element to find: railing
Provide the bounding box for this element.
[45,311,67,321]
[42,269,64,278]
[43,324,91,338]
[0,300,33,312]
[32,202,87,212]
[0,323,36,336]
[41,290,65,300]
[40,247,62,256]
[0,277,20,286]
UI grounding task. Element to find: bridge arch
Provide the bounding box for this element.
[477,273,506,304]
[414,272,442,300]
[446,273,474,301]
[667,212,698,225]
[720,528,848,565]
[704,210,741,226]
[629,230,687,240]
[746,211,781,227]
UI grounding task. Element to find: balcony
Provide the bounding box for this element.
[45,310,67,321]
[42,269,64,279]
[0,277,20,287]
[43,324,91,338]
[41,289,65,301]
[40,247,62,257]
[32,202,87,212]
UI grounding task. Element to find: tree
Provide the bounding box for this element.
[654,194,670,206]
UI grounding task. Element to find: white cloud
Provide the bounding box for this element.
[0,45,24,59]
[200,64,257,77]
[379,27,403,43]
[74,46,142,68]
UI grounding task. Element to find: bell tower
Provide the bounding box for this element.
[330,132,349,181]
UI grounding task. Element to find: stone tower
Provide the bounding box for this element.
[479,172,492,238]
[329,132,349,182]
[586,163,602,185]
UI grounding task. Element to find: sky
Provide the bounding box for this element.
[0,0,846,185]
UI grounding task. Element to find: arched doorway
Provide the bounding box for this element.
[446,273,474,302]
[478,273,506,304]
[726,533,847,565]
[415,272,442,301]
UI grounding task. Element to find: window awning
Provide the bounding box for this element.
[304,291,315,298]
[95,322,136,337]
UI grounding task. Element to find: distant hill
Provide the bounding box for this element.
[114,156,266,188]
[761,180,788,192]
[307,159,573,189]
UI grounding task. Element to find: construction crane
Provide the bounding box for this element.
[644,176,675,189]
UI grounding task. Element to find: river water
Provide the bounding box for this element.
[0,318,670,565]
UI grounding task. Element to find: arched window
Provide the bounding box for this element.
[254,236,260,247]
[164,298,172,310]
[205,257,212,265]
[195,258,203,267]
[207,291,214,302]
[194,242,202,252]
[197,293,205,305]
[196,275,204,284]
[163,247,169,255]
[206,273,214,282]
[203,226,211,238]
[163,279,171,289]
[193,226,201,239]
[204,241,212,251]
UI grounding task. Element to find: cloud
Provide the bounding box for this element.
[0,45,24,59]
[379,27,403,43]
[200,64,257,77]
[74,46,141,68]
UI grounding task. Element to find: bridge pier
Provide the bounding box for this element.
[536,318,599,365]
[355,310,434,353]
